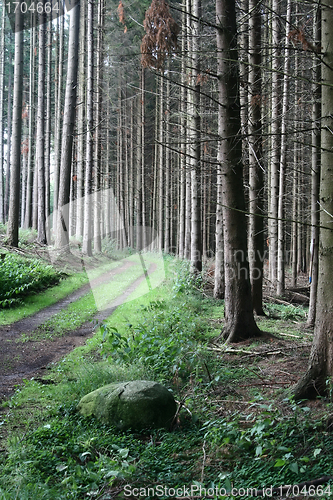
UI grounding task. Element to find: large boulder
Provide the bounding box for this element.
[77,380,177,430]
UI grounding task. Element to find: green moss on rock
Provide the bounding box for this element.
[77,380,177,430]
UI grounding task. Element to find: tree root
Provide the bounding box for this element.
[293,367,328,400]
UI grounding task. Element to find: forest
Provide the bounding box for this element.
[1,0,333,497]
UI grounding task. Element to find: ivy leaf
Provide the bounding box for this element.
[274,459,286,467]
[289,462,299,474]
[255,445,263,457]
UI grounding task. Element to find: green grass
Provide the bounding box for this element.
[0,257,332,499]
[0,271,89,326]
[17,254,165,342]
[256,302,311,341]
[0,256,128,326]
[19,291,98,342]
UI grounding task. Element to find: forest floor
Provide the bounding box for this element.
[1,251,332,500]
[0,256,158,401]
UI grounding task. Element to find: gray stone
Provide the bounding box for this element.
[77,380,177,430]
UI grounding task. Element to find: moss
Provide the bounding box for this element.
[77,380,177,430]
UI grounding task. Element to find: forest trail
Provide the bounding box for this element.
[0,258,158,401]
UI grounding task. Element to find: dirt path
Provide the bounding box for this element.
[0,260,156,401]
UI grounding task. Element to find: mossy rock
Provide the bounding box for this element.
[77,380,177,430]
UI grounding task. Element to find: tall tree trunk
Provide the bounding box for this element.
[45,19,52,238]
[291,46,300,287]
[268,0,281,290]
[307,7,321,327]
[151,87,159,250]
[164,68,170,254]
[216,0,261,342]
[55,3,80,249]
[158,74,164,251]
[20,92,28,229]
[297,162,304,273]
[37,16,47,244]
[276,0,292,296]
[118,83,127,249]
[20,128,27,227]
[248,0,265,314]
[291,144,298,286]
[189,0,202,273]
[294,0,333,399]
[24,20,36,229]
[6,10,23,247]
[93,0,105,253]
[76,0,86,240]
[184,167,191,259]
[82,0,94,256]
[128,97,134,247]
[0,4,5,223]
[214,163,224,299]
[135,90,142,250]
[32,148,38,230]
[184,0,192,260]
[239,0,248,167]
[178,5,187,259]
[141,68,147,249]
[5,62,12,221]
[53,15,64,233]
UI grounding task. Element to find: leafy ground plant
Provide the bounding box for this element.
[0,254,63,308]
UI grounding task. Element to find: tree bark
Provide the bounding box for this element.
[164,67,171,254]
[189,0,202,273]
[294,0,333,399]
[76,0,86,240]
[53,15,64,233]
[135,89,142,250]
[24,20,36,229]
[184,0,192,260]
[248,0,265,315]
[216,0,261,342]
[178,5,187,259]
[82,0,94,256]
[307,7,321,328]
[44,18,52,239]
[93,0,105,253]
[268,0,281,290]
[141,68,147,249]
[276,0,292,296]
[214,161,224,299]
[128,97,134,247]
[5,60,12,221]
[0,4,5,223]
[158,73,164,251]
[6,10,23,247]
[55,3,80,249]
[37,15,47,244]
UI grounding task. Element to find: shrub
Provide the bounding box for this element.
[0,254,63,308]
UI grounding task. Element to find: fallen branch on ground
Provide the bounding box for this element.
[207,344,311,358]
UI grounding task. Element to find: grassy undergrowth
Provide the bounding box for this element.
[18,256,157,342]
[0,252,147,326]
[0,258,332,499]
[0,271,89,326]
[0,254,64,308]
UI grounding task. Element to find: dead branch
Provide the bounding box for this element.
[278,332,301,338]
[266,295,292,306]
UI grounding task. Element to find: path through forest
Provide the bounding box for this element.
[0,259,158,400]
